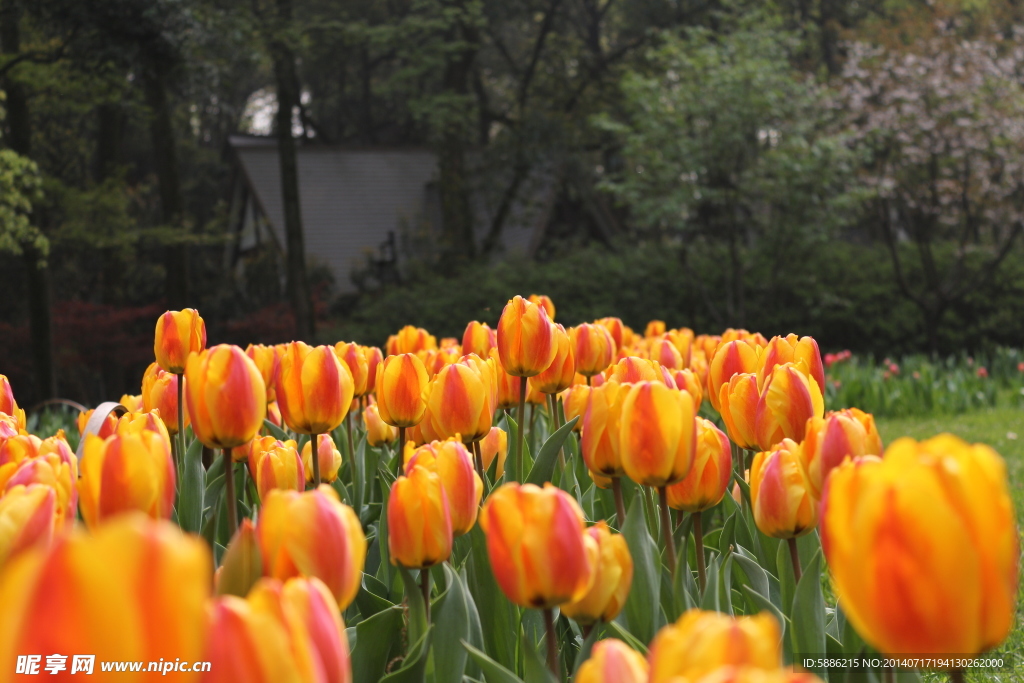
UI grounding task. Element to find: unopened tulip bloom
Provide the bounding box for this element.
[821,435,1019,656]
[719,373,761,451]
[756,334,825,393]
[479,482,596,609]
[259,486,366,609]
[334,342,370,398]
[267,401,283,428]
[0,375,25,430]
[528,294,556,320]
[79,431,176,529]
[648,336,684,370]
[596,317,626,351]
[580,381,627,478]
[0,484,57,569]
[406,439,483,535]
[427,360,495,443]
[530,324,574,394]
[672,368,704,408]
[800,408,882,497]
[252,441,305,500]
[754,361,824,450]
[185,344,266,450]
[721,328,768,348]
[277,341,353,436]
[560,521,632,625]
[708,340,760,413]
[142,366,188,435]
[119,393,144,413]
[750,439,816,540]
[364,403,397,446]
[647,609,781,683]
[666,418,732,512]
[0,515,210,673]
[279,577,352,683]
[497,295,557,378]
[571,323,616,378]
[387,325,437,356]
[364,346,384,392]
[246,343,280,402]
[644,320,666,338]
[618,381,696,487]
[154,308,207,373]
[575,638,648,683]
[477,425,507,476]
[244,434,297,468]
[562,383,591,432]
[606,356,663,385]
[492,355,523,410]
[302,434,341,484]
[667,328,694,364]
[462,321,497,358]
[375,353,429,429]
[388,465,453,568]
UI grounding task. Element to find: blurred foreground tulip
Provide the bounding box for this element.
[560,521,632,625]
[388,465,453,569]
[821,435,1019,657]
[154,308,207,374]
[405,438,482,535]
[800,408,882,497]
[80,431,175,529]
[364,403,397,446]
[0,375,25,430]
[575,638,648,683]
[478,426,507,478]
[302,434,341,484]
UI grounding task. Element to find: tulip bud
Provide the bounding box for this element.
[364,346,384,392]
[479,427,507,478]
[258,486,367,609]
[708,340,760,413]
[749,439,816,539]
[252,440,305,500]
[491,352,523,410]
[571,323,616,378]
[479,482,596,608]
[497,295,558,378]
[0,515,210,671]
[672,368,703,408]
[721,328,768,348]
[754,361,824,450]
[821,435,1019,656]
[560,521,632,624]
[185,344,266,450]
[375,353,429,428]
[580,380,627,478]
[246,343,280,403]
[153,308,207,374]
[667,328,694,364]
[302,434,341,484]
[666,418,732,512]
[405,438,483,536]
[334,342,370,398]
[0,484,57,569]
[119,394,144,413]
[462,321,497,359]
[277,341,353,436]
[718,373,760,451]
[0,375,25,429]
[561,384,591,432]
[79,430,176,529]
[647,609,781,683]
[800,408,882,497]
[388,325,437,356]
[142,365,188,435]
[216,519,263,598]
[618,381,697,487]
[388,465,453,568]
[427,359,495,443]
[575,638,648,683]
[644,320,666,338]
[364,403,397,446]
[528,294,556,320]
[606,356,664,385]
[648,335,683,370]
[530,324,574,394]
[595,317,626,351]
[756,334,825,393]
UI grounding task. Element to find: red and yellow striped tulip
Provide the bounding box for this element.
[279,577,352,683]
[244,435,298,470]
[364,403,397,446]
[721,328,768,348]
[387,325,437,356]
[596,317,626,351]
[277,342,353,436]
[571,323,616,378]
[606,356,663,385]
[246,343,280,403]
[562,383,591,432]
[0,433,77,527]
[492,351,523,410]
[666,418,732,512]
[718,373,760,451]
[120,393,144,413]
[185,344,266,450]
[644,320,666,338]
[750,439,817,539]
[427,359,496,443]
[142,365,188,435]
[267,400,283,428]
[530,324,574,394]
[302,434,341,484]
[0,515,210,677]
[0,484,57,569]
[580,380,627,477]
[364,346,384,393]
[497,295,557,377]
[388,465,453,568]
[800,408,882,497]
[479,482,596,608]
[0,413,19,440]
[405,438,483,535]
[707,340,760,413]
[251,441,305,500]
[618,381,697,487]
[479,426,508,478]
[528,293,556,320]
[154,308,207,374]
[79,430,176,529]
[667,328,694,365]
[754,362,824,450]
[375,353,429,428]
[672,368,703,408]
[575,638,648,683]
[462,321,497,359]
[692,667,824,683]
[647,609,781,683]
[334,342,370,398]
[821,435,1019,656]
[0,375,25,430]
[560,521,632,624]
[648,335,684,370]
[756,334,825,393]
[258,486,366,610]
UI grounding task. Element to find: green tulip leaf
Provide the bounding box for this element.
[462,641,525,683]
[620,495,662,644]
[526,416,579,487]
[179,436,205,533]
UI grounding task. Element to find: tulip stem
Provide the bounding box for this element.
[346,412,355,471]
[611,477,626,530]
[658,487,676,578]
[542,607,558,676]
[547,393,566,471]
[471,440,485,486]
[694,511,707,593]
[311,433,322,487]
[223,449,238,537]
[516,380,527,483]
[176,372,185,475]
[949,669,965,683]
[787,537,802,583]
[420,568,431,623]
[398,426,406,456]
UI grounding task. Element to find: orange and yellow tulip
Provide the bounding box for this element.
[644,320,666,338]
[154,308,207,374]
[618,381,697,487]
[277,342,353,436]
[754,362,824,450]
[364,346,384,392]
[530,324,574,394]
[707,340,759,413]
[302,434,342,484]
[426,359,496,443]
[334,342,370,398]
[648,335,684,370]
[405,438,483,535]
[672,368,704,408]
[749,439,817,539]
[277,577,352,683]
[606,356,663,385]
[479,426,508,478]
[462,321,497,358]
[800,408,882,497]
[665,418,732,512]
[571,323,616,378]
[718,373,760,451]
[142,365,188,435]
[560,521,632,624]
[756,334,824,393]
[496,295,557,377]
[528,294,556,320]
[0,433,77,527]
[375,353,429,428]
[821,435,1019,656]
[561,384,591,432]
[388,465,453,568]
[492,354,523,410]
[258,486,366,610]
[387,325,437,356]
[251,440,305,500]
[479,482,596,608]
[364,403,397,446]
[0,484,57,569]
[246,343,280,403]
[0,375,25,430]
[575,638,648,683]
[580,380,627,477]
[79,430,176,529]
[185,344,266,450]
[596,317,626,351]
[120,393,144,413]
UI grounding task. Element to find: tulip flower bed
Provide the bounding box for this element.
[0,298,1018,683]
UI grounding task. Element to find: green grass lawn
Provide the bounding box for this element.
[876,406,1024,682]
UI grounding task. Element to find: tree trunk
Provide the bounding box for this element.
[142,62,189,309]
[271,0,315,341]
[1,0,56,400]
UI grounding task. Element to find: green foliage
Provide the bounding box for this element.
[0,149,45,260]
